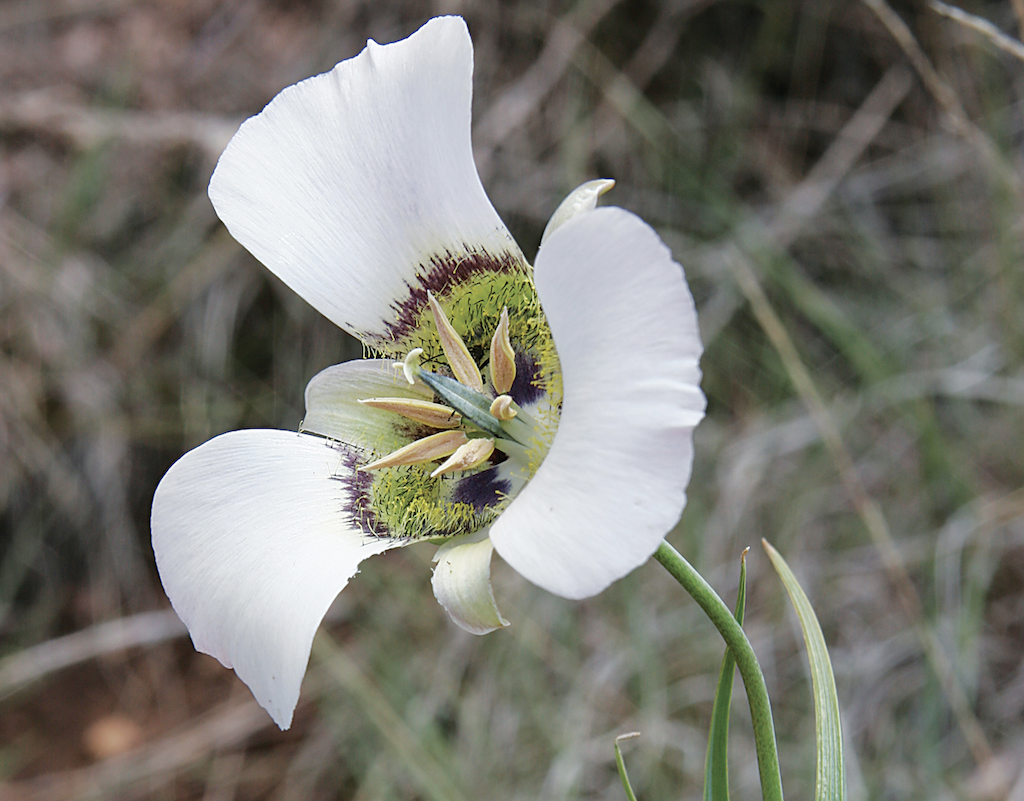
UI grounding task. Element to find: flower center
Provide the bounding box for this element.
[358,293,547,478]
[341,270,561,542]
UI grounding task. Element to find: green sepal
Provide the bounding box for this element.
[763,540,846,801]
[703,548,749,801]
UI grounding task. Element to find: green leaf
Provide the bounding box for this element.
[703,548,749,801]
[614,732,641,801]
[763,540,846,801]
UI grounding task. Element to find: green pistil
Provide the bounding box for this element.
[415,369,533,446]
[415,370,503,437]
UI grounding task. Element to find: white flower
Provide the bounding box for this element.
[151,16,705,730]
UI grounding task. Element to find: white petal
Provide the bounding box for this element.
[490,207,705,600]
[303,359,433,454]
[431,537,509,635]
[539,179,615,246]
[151,429,399,729]
[208,17,524,348]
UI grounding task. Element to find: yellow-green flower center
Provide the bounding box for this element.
[354,269,561,541]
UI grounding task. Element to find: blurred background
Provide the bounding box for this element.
[2,0,1024,798]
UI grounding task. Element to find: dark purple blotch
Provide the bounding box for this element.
[452,465,512,513]
[509,349,544,406]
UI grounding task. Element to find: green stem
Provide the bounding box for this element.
[653,541,784,801]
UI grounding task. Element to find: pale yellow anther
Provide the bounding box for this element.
[427,291,483,392]
[489,306,516,395]
[358,397,462,429]
[489,395,517,421]
[430,438,495,478]
[359,431,468,472]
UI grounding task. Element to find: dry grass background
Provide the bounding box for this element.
[1,0,1024,798]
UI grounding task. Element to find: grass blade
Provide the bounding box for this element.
[703,548,749,801]
[763,540,846,801]
[614,732,641,801]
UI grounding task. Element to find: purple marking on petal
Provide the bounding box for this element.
[383,248,525,346]
[326,441,389,538]
[451,465,512,513]
[509,350,544,406]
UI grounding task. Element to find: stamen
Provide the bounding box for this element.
[358,397,462,428]
[430,438,495,478]
[489,395,517,421]
[359,431,468,472]
[489,306,516,395]
[427,291,483,392]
